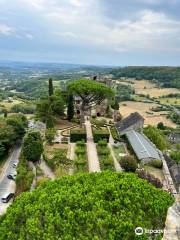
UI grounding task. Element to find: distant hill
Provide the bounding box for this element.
[110,67,180,89]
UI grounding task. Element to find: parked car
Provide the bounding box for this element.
[1,192,14,203]
[7,173,16,180]
[12,162,18,168]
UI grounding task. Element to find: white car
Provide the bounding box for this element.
[12,162,18,168]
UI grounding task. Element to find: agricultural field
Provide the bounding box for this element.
[120,101,177,128]
[0,99,23,111]
[159,97,180,106]
[116,79,180,98]
[132,80,180,98]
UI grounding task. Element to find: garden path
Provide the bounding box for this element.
[85,119,101,172]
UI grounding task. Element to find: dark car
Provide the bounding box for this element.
[1,193,14,203]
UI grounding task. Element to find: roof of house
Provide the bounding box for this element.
[115,112,144,133]
[125,130,161,160]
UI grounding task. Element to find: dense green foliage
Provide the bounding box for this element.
[6,114,28,139]
[115,83,135,102]
[168,112,180,125]
[111,67,180,88]
[36,92,65,124]
[0,114,27,158]
[0,172,173,240]
[120,155,137,172]
[22,131,43,162]
[70,128,87,142]
[10,80,49,99]
[15,153,34,196]
[45,128,56,145]
[93,127,110,143]
[11,103,35,114]
[143,126,168,151]
[0,120,14,157]
[67,94,74,121]
[150,159,163,169]
[170,151,180,163]
[68,79,114,104]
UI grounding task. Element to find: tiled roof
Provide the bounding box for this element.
[115,112,144,132]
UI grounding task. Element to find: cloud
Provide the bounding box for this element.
[0,23,14,35]
[25,33,34,39]
[0,0,180,64]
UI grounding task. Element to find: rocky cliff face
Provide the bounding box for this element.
[163,200,180,240]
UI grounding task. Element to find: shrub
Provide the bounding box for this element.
[75,147,86,155]
[120,155,137,172]
[137,170,163,188]
[170,151,180,163]
[143,126,168,151]
[70,128,87,142]
[110,126,119,140]
[15,154,34,196]
[150,159,163,168]
[97,139,107,147]
[0,172,173,240]
[76,140,85,147]
[44,149,71,171]
[93,128,110,143]
[91,118,107,127]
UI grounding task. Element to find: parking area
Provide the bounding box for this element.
[0,145,21,215]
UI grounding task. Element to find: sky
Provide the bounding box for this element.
[0,0,180,66]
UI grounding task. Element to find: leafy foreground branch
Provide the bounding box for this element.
[0,172,173,240]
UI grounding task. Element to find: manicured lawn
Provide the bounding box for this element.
[96,140,114,171]
[74,141,88,173]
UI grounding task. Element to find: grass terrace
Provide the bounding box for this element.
[96,140,114,170]
[74,140,88,173]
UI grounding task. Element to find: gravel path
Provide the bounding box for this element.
[68,143,76,175]
[85,120,100,173]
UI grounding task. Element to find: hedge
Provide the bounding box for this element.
[0,172,173,240]
[93,127,110,143]
[70,128,87,142]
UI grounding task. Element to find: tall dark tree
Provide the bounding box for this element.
[48,78,54,96]
[67,94,74,121]
[46,106,54,129]
[3,109,8,118]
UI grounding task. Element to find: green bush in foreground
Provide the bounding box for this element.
[0,172,173,240]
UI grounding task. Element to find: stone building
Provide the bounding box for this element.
[115,112,144,136]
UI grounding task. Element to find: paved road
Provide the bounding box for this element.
[0,145,21,215]
[85,120,101,173]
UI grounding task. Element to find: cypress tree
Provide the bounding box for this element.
[67,94,74,121]
[46,106,54,129]
[48,78,54,96]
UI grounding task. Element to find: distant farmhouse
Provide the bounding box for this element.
[115,112,162,163]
